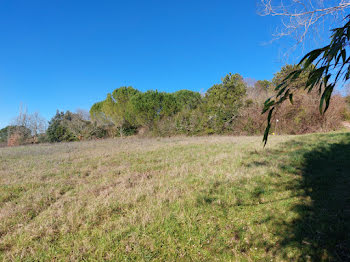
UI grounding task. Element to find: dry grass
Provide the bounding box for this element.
[0,134,349,261]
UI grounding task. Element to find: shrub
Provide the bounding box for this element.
[47,111,93,142]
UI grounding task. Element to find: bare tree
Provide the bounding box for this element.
[259,0,350,49]
[244,77,257,88]
[8,105,31,145]
[12,106,47,136]
[13,104,29,128]
[9,105,47,145]
[28,112,47,136]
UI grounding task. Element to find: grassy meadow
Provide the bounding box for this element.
[0,132,350,261]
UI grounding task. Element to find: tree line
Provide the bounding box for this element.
[89,73,247,137]
[87,65,349,139]
[1,64,349,145]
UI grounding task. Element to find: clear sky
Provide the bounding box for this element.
[0,0,301,128]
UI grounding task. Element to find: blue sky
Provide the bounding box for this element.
[0,0,309,128]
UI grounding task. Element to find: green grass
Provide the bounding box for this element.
[0,133,349,261]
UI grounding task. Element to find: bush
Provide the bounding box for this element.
[6,126,32,146]
[47,111,93,142]
[263,91,347,135]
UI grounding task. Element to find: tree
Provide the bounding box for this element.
[263,16,350,144]
[130,90,178,128]
[160,93,179,117]
[46,111,93,142]
[90,101,109,125]
[46,111,77,142]
[28,112,47,136]
[102,93,118,124]
[272,64,313,89]
[92,87,140,137]
[12,104,29,131]
[205,73,247,132]
[259,0,350,45]
[244,80,274,103]
[173,90,202,111]
[111,86,140,137]
[255,80,272,90]
[0,126,9,143]
[9,105,47,144]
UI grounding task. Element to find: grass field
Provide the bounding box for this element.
[0,133,350,261]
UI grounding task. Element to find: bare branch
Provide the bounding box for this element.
[259,0,350,53]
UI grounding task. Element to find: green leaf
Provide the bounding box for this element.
[262,99,275,114]
[320,84,335,114]
[299,48,324,68]
[274,82,284,91]
[345,65,350,80]
[289,94,293,104]
[342,49,346,64]
[306,66,326,90]
[263,108,274,146]
[277,86,287,97]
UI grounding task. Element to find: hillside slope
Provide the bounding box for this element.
[0,133,349,261]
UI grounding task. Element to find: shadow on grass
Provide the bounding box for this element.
[272,133,350,261]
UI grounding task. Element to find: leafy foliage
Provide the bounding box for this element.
[255,80,272,90]
[0,125,32,144]
[47,111,93,142]
[263,16,350,145]
[130,90,178,128]
[205,73,247,132]
[90,101,107,124]
[0,126,9,143]
[87,70,348,138]
[173,90,202,110]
